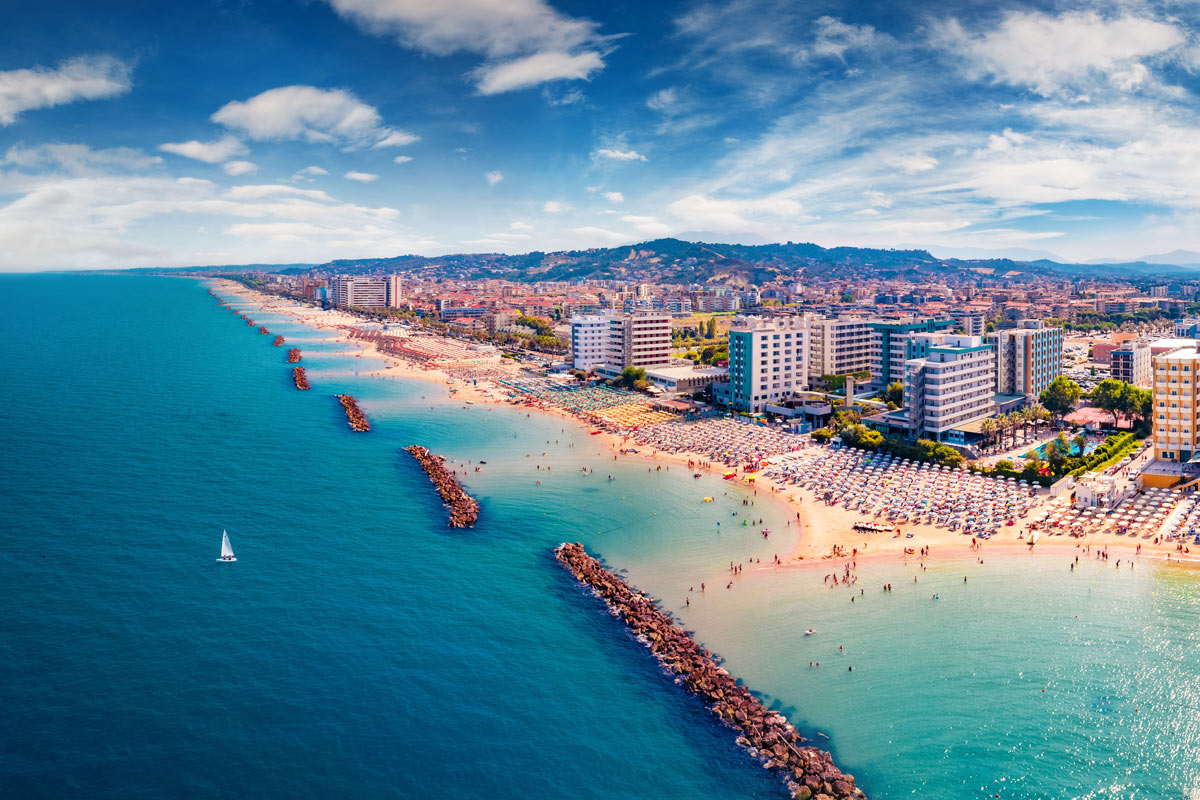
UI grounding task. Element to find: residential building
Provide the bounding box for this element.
[333,276,388,309]
[986,320,1064,400]
[902,334,997,442]
[808,316,874,379]
[949,310,986,336]
[387,275,404,308]
[1152,345,1200,463]
[1174,318,1200,338]
[1110,341,1151,387]
[868,317,955,390]
[568,311,672,372]
[726,315,810,413]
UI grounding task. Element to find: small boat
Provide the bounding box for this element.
[805,629,816,635]
[217,529,237,562]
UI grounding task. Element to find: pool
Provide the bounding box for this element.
[1026,440,1099,459]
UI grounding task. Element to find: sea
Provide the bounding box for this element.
[1,273,1198,800]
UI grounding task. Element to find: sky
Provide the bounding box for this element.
[6,0,1200,270]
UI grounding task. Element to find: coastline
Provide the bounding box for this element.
[208,279,1200,572]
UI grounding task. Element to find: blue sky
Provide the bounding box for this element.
[5,0,1200,269]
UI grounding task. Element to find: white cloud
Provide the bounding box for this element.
[602,191,624,203]
[212,86,418,149]
[323,0,611,94]
[4,143,161,174]
[475,51,604,95]
[0,172,431,269]
[646,87,680,111]
[290,165,329,182]
[0,55,132,125]
[159,136,248,164]
[889,153,939,174]
[222,160,258,176]
[393,155,413,164]
[667,193,805,235]
[543,200,564,213]
[345,170,379,183]
[510,220,533,231]
[810,16,883,61]
[933,11,1185,97]
[594,148,647,162]
[543,86,586,106]
[620,214,672,236]
[572,225,627,243]
[485,170,503,185]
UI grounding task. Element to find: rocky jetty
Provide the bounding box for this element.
[293,367,310,390]
[246,318,256,327]
[273,335,285,347]
[259,326,270,335]
[287,348,302,363]
[405,446,480,528]
[554,543,866,800]
[335,394,370,432]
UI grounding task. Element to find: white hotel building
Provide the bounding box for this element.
[568,311,672,372]
[902,334,997,442]
[726,316,810,413]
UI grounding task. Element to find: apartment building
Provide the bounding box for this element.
[808,316,874,379]
[726,316,810,413]
[949,310,986,336]
[902,334,997,442]
[333,276,388,309]
[986,320,1064,400]
[868,317,955,390]
[1152,346,1200,463]
[387,275,404,308]
[1110,341,1152,387]
[568,311,671,372]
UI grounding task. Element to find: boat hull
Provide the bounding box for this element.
[216,557,237,562]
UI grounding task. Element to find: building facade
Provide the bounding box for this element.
[727,316,810,413]
[1152,346,1200,463]
[868,317,955,390]
[986,320,1064,400]
[333,276,388,309]
[568,311,672,372]
[902,334,997,441]
[1111,341,1152,387]
[808,316,874,380]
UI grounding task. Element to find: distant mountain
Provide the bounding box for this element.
[1130,250,1200,267]
[916,245,1068,263]
[313,237,952,284]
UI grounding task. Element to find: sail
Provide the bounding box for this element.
[220,530,235,559]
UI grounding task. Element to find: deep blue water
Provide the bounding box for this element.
[0,275,789,799]
[4,275,1200,800]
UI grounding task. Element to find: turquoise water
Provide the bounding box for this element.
[1027,441,1100,459]
[1,275,1198,799]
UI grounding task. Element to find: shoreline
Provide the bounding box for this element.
[207,279,1200,572]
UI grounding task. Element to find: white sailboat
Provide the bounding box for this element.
[217,529,237,562]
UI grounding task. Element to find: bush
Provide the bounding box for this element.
[811,428,834,444]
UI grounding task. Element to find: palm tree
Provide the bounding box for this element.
[980,418,997,450]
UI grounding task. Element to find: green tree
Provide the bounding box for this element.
[1091,378,1127,428]
[883,381,904,407]
[700,345,717,364]
[1039,376,1082,421]
[619,366,647,388]
[810,428,833,443]
[705,317,717,339]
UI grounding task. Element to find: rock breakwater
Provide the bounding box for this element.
[554,543,866,800]
[293,367,310,390]
[287,348,302,363]
[273,335,285,347]
[259,326,270,335]
[335,394,370,432]
[404,446,480,528]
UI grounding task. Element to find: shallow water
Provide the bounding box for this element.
[1,275,1197,799]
